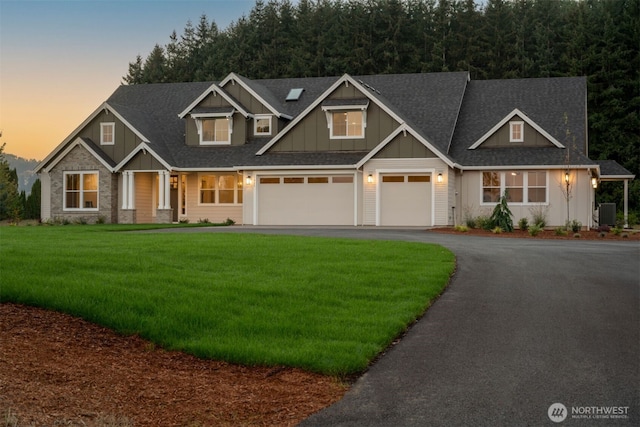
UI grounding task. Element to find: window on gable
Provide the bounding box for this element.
[254,115,272,136]
[64,171,98,210]
[100,122,115,145]
[510,121,524,142]
[482,171,547,204]
[201,118,230,144]
[331,111,363,138]
[199,174,242,204]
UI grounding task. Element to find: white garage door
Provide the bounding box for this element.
[380,174,431,226]
[257,175,354,225]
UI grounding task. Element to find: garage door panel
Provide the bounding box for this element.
[380,174,431,226]
[258,176,354,225]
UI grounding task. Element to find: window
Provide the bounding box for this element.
[331,111,364,138]
[100,123,115,145]
[505,172,523,203]
[510,121,524,142]
[64,171,98,210]
[284,177,304,184]
[482,171,547,204]
[527,171,546,203]
[254,116,272,136]
[202,118,230,144]
[308,177,329,184]
[260,177,280,184]
[199,174,242,204]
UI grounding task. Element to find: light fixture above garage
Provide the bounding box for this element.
[246,175,252,186]
[367,174,373,183]
[437,173,443,183]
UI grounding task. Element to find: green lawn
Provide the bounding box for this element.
[0,225,455,375]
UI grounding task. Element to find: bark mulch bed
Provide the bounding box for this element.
[0,303,346,426]
[429,227,640,240]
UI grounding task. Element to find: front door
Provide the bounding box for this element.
[170,175,179,222]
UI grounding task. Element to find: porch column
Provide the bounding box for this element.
[157,171,164,210]
[624,179,629,228]
[127,171,135,209]
[121,172,128,210]
[164,171,171,209]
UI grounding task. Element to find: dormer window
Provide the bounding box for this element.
[510,121,524,142]
[100,122,115,145]
[254,115,272,136]
[321,99,369,140]
[191,109,234,145]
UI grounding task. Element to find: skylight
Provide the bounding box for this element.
[286,88,304,101]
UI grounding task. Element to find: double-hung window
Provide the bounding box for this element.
[192,111,234,145]
[199,174,243,204]
[510,121,524,142]
[482,171,547,204]
[100,122,115,145]
[64,171,98,210]
[321,99,368,139]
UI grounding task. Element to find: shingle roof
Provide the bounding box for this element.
[104,73,590,170]
[449,77,588,167]
[596,160,635,178]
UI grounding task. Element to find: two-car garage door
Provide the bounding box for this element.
[257,175,354,225]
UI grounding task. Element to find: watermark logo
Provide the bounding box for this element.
[548,403,568,423]
[547,403,630,423]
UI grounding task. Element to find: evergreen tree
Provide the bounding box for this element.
[0,143,22,221]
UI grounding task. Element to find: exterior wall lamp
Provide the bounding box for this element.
[592,177,598,189]
[437,172,443,183]
[565,172,570,184]
[245,175,252,186]
[367,174,373,183]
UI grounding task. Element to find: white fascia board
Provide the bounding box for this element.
[468,108,565,150]
[356,124,455,169]
[256,74,406,156]
[235,164,357,171]
[42,137,115,174]
[459,164,597,171]
[600,174,636,180]
[173,167,243,172]
[114,142,173,172]
[178,83,250,119]
[104,102,150,143]
[220,72,290,119]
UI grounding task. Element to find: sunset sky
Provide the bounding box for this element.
[0,0,258,161]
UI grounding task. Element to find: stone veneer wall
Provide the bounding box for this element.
[48,145,118,223]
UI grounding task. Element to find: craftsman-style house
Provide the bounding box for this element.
[35,72,634,227]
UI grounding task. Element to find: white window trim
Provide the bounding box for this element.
[100,122,115,145]
[509,121,524,142]
[480,171,548,206]
[321,105,367,140]
[63,171,99,211]
[254,115,272,136]
[192,113,233,145]
[197,173,243,205]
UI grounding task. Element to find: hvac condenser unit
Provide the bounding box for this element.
[599,203,616,226]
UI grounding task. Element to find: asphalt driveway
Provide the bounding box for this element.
[162,227,640,425]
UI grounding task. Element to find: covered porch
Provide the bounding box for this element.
[594,160,636,228]
[119,170,185,224]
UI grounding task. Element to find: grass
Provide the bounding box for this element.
[0,225,455,376]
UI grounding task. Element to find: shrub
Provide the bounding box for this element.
[225,217,236,226]
[179,217,190,224]
[476,215,493,231]
[74,217,88,225]
[489,194,513,232]
[554,227,568,236]
[528,224,543,236]
[454,225,469,232]
[529,205,549,228]
[197,218,211,224]
[518,217,529,231]
[568,219,582,233]
[491,226,503,234]
[96,215,106,224]
[611,227,622,236]
[597,224,610,233]
[622,233,629,238]
[598,231,607,238]
[573,233,581,238]
[465,217,477,229]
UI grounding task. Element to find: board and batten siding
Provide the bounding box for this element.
[78,110,144,164]
[362,158,451,226]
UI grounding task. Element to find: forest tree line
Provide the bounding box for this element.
[123,0,639,218]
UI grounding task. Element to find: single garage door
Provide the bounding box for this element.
[380,174,431,226]
[257,175,354,225]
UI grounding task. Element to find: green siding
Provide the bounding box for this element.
[185,92,247,146]
[374,133,437,158]
[269,81,399,153]
[122,151,166,170]
[78,111,143,164]
[481,115,555,148]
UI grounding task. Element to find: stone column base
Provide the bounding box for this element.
[155,209,173,224]
[119,209,136,224]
